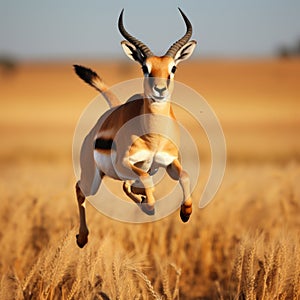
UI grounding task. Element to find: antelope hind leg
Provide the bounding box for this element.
[75,182,89,248]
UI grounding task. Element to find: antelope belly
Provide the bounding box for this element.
[93,150,118,179]
[128,150,154,172]
[154,152,177,166]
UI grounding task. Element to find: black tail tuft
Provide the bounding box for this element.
[73,64,121,107]
[73,64,99,86]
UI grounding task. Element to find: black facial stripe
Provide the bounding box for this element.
[142,65,149,74]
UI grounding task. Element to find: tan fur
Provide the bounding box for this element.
[146,56,174,78]
[75,14,196,247]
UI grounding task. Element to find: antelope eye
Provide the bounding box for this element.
[142,65,149,74]
[171,66,177,74]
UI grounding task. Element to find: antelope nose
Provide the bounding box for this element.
[154,85,167,94]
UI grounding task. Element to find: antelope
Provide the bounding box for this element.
[74,8,197,248]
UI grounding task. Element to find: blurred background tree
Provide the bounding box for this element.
[0,54,17,76]
[278,38,300,58]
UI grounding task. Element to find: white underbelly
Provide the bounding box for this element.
[93,150,141,180]
[154,151,177,166]
[94,150,177,180]
[94,151,118,179]
[129,150,177,169]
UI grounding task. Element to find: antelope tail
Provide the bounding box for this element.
[73,65,121,108]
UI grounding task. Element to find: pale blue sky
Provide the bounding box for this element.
[0,0,300,60]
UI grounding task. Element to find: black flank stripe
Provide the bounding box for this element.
[94,138,116,150]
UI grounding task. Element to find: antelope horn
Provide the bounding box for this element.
[118,9,153,58]
[164,8,193,58]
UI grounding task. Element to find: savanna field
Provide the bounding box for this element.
[0,59,299,299]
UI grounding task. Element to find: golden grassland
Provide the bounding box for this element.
[0,59,299,299]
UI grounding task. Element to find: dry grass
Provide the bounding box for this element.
[0,59,299,299]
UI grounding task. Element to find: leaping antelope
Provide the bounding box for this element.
[74,8,197,248]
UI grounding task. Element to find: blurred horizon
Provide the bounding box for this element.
[1,0,300,62]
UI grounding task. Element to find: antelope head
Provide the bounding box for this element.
[119,8,197,103]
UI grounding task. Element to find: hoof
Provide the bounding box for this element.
[141,205,155,215]
[180,209,190,223]
[76,234,88,248]
[140,197,155,215]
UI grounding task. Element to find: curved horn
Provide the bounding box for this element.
[165,8,193,58]
[118,9,153,58]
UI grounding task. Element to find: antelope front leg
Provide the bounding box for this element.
[123,180,144,204]
[139,175,155,215]
[125,163,155,215]
[75,181,89,248]
[167,159,192,222]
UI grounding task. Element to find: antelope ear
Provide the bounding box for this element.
[174,40,197,65]
[121,41,145,64]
